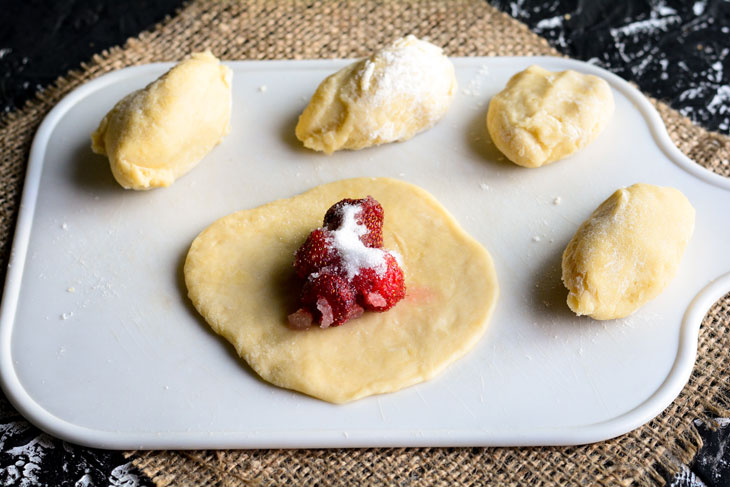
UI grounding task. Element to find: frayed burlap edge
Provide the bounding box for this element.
[1,1,729,486]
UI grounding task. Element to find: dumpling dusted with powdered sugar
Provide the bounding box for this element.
[295,36,457,154]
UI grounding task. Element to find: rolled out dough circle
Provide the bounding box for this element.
[184,178,499,403]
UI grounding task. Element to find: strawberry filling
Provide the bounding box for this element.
[288,196,406,329]
[323,196,384,248]
[293,228,338,279]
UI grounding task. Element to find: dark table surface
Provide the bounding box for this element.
[0,1,728,486]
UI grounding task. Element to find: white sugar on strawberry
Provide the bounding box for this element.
[331,203,388,280]
[290,196,406,329]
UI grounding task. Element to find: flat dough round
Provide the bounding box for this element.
[487,65,614,168]
[185,178,498,403]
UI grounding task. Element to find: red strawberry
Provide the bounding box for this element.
[293,228,340,279]
[289,195,404,328]
[299,270,363,328]
[323,196,383,248]
[351,252,406,311]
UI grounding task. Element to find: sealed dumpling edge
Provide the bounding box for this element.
[91,51,232,190]
[562,183,695,320]
[487,65,614,168]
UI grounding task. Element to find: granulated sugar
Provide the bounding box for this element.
[331,203,387,279]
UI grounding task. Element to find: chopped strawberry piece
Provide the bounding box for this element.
[287,308,314,330]
[300,270,363,327]
[323,195,384,248]
[363,292,388,308]
[293,228,340,279]
[351,253,406,311]
[316,298,334,328]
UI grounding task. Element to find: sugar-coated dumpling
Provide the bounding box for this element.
[562,183,694,320]
[295,35,457,154]
[91,51,232,190]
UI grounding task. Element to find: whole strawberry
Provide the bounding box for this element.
[323,195,383,248]
[293,228,340,278]
[351,253,406,311]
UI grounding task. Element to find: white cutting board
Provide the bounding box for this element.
[1,57,729,450]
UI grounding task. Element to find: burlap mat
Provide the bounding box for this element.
[1,1,729,485]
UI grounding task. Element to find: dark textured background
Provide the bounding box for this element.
[0,1,728,486]
[0,0,187,115]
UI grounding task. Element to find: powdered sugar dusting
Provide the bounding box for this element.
[355,35,455,142]
[331,204,388,279]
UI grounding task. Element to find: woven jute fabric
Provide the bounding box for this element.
[1,1,729,485]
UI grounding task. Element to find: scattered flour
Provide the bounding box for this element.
[610,14,680,38]
[692,1,706,16]
[109,461,147,486]
[668,464,707,487]
[76,474,94,487]
[0,423,55,487]
[462,64,490,96]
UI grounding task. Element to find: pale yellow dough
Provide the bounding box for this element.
[562,183,695,320]
[91,51,232,189]
[184,178,498,403]
[295,36,457,154]
[487,65,614,168]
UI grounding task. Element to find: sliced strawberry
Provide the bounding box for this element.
[323,196,384,248]
[351,252,406,312]
[293,228,340,279]
[300,270,363,327]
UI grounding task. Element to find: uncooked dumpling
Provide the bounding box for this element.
[184,178,499,403]
[561,183,695,320]
[487,65,614,168]
[295,36,457,154]
[91,51,232,189]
